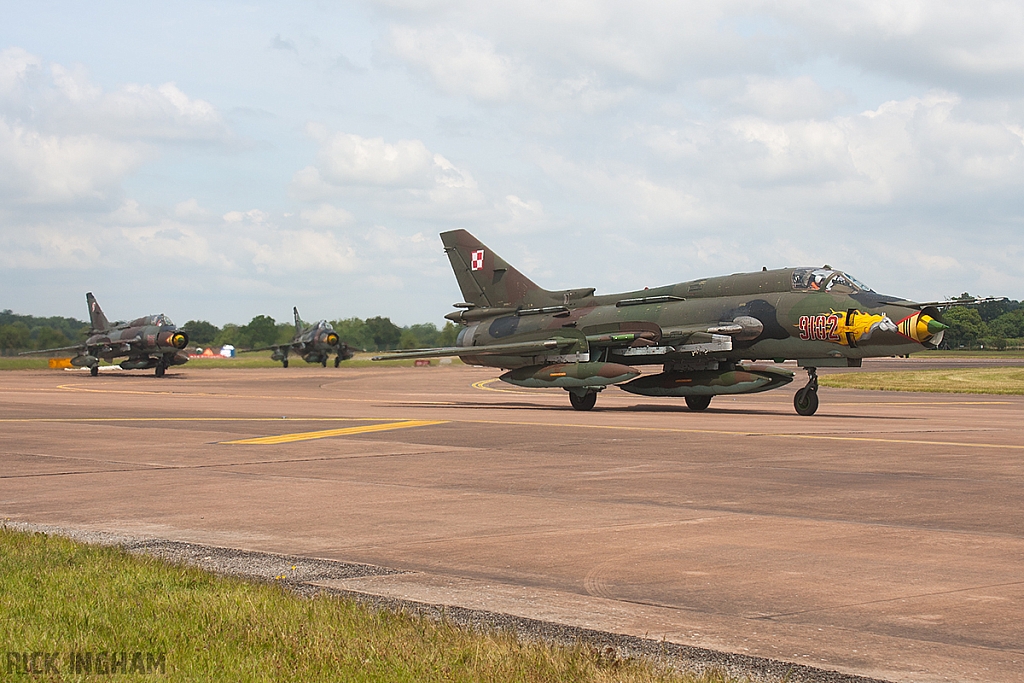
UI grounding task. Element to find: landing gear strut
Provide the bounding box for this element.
[568,389,598,411]
[794,367,819,416]
[90,365,99,377]
[334,356,341,368]
[155,362,166,377]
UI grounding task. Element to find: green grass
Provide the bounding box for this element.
[0,529,728,682]
[916,349,1024,358]
[820,367,1024,394]
[0,357,51,370]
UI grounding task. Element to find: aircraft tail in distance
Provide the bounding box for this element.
[86,293,111,332]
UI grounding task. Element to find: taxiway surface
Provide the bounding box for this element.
[2,361,1022,682]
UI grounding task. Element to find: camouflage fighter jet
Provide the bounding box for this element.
[242,308,354,368]
[373,230,979,416]
[20,293,189,376]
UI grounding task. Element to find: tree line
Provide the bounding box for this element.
[185,316,459,352]
[4,298,1022,354]
[939,295,1024,350]
[0,309,457,354]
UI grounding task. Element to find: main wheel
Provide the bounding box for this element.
[794,386,819,416]
[569,390,597,411]
[282,359,289,368]
[90,365,99,376]
[155,364,166,377]
[685,395,712,411]
[334,357,341,368]
[321,358,328,367]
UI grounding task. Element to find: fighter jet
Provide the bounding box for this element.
[20,293,189,376]
[243,308,354,368]
[373,230,973,416]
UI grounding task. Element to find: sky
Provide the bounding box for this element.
[2,0,1023,327]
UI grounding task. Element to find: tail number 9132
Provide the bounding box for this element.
[798,314,841,342]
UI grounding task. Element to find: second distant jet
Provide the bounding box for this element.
[243,308,354,368]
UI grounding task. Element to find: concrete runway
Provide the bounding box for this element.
[2,360,1023,682]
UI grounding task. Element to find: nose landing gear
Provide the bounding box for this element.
[794,367,819,416]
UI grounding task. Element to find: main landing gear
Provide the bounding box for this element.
[568,388,598,411]
[794,367,819,416]
[155,362,166,377]
[90,365,99,376]
[685,395,712,411]
[282,358,289,368]
[334,356,342,368]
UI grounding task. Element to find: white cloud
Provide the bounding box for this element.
[289,128,485,215]
[389,25,523,102]
[0,48,227,208]
[300,203,354,227]
[247,229,358,274]
[308,128,436,187]
[0,47,41,96]
[0,118,143,204]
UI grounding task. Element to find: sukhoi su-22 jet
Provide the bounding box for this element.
[242,308,354,368]
[21,293,189,376]
[374,230,971,416]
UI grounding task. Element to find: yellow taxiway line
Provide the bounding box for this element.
[219,419,447,445]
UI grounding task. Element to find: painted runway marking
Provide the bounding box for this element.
[220,420,447,445]
[470,379,543,395]
[0,417,400,423]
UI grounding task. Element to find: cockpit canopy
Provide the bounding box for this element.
[792,268,872,294]
[130,314,173,327]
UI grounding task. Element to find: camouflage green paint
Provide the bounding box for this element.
[21,293,190,376]
[241,307,354,368]
[376,231,954,414]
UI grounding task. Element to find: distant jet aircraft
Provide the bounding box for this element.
[21,293,189,376]
[372,230,996,416]
[242,308,354,368]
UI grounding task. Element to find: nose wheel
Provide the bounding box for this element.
[794,367,819,416]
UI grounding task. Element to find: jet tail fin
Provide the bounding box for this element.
[440,230,549,308]
[293,307,302,333]
[86,292,110,332]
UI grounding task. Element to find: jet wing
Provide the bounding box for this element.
[237,344,286,354]
[372,338,569,361]
[900,296,1007,309]
[19,344,87,356]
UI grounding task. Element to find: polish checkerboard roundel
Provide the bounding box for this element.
[471,249,485,271]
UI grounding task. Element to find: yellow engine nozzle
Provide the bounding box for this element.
[169,332,189,349]
[917,315,948,340]
[899,312,948,343]
[324,332,339,346]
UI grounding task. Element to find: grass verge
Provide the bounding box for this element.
[0,529,728,682]
[819,367,1024,394]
